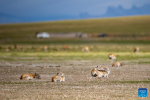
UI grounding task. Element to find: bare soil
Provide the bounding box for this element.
[0,59,150,100]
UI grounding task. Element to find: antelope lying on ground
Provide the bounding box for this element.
[20,73,41,80]
[52,72,65,82]
[112,61,124,67]
[134,47,139,53]
[89,66,110,82]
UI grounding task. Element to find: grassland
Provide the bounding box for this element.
[0,16,150,99]
[0,54,150,100]
[0,15,150,45]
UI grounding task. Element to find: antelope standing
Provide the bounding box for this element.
[52,72,65,82]
[97,65,110,75]
[112,61,124,67]
[134,47,139,53]
[108,53,116,63]
[108,53,116,60]
[20,73,41,80]
[43,46,48,51]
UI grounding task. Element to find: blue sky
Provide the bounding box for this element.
[0,0,150,23]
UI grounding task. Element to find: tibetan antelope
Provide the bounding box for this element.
[108,53,116,63]
[108,53,116,60]
[96,65,110,75]
[89,66,110,82]
[62,45,69,50]
[82,46,90,52]
[52,72,65,82]
[20,73,41,80]
[112,61,124,67]
[134,47,139,53]
[43,46,48,51]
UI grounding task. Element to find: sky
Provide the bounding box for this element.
[0,0,150,24]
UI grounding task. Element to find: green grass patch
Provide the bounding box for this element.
[0,52,150,61]
[138,60,150,64]
[0,15,150,45]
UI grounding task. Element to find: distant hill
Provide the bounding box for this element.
[79,4,150,18]
[101,4,150,17]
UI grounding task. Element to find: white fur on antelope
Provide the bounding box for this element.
[82,46,90,52]
[89,66,110,82]
[52,72,65,82]
[134,47,139,53]
[108,53,116,60]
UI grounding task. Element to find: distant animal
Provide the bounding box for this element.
[14,44,17,49]
[62,45,69,50]
[108,53,116,60]
[112,62,124,67]
[82,46,90,52]
[134,47,139,53]
[89,66,110,82]
[54,48,60,51]
[5,48,9,52]
[36,48,41,52]
[52,72,65,82]
[20,73,41,80]
[43,46,48,51]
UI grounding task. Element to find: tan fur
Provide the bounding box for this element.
[100,66,109,71]
[36,48,41,52]
[108,53,116,60]
[52,72,65,82]
[82,46,90,52]
[43,46,48,51]
[20,73,41,80]
[96,66,110,75]
[112,62,124,67]
[134,47,139,53]
[89,66,110,81]
[62,45,69,50]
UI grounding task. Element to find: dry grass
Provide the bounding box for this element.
[0,57,150,100]
[0,15,150,45]
[0,15,150,99]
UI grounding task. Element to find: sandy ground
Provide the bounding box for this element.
[0,58,150,100]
